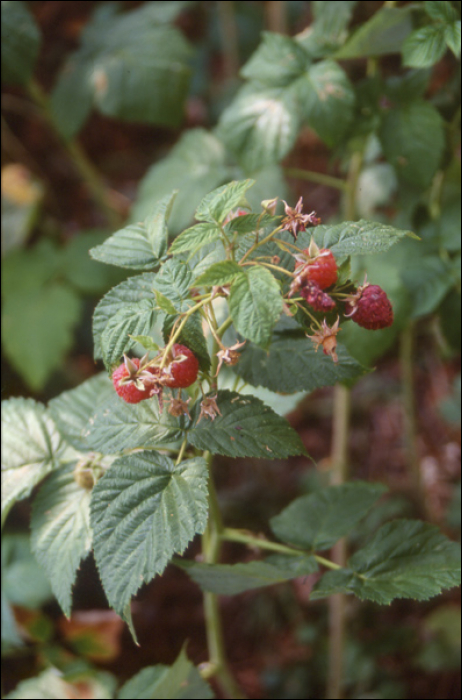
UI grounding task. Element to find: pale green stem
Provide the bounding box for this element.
[284,168,347,191]
[429,170,445,220]
[242,260,293,277]
[161,296,213,369]
[27,80,120,228]
[222,528,342,571]
[202,458,246,699]
[326,144,362,699]
[175,437,188,465]
[239,225,283,264]
[216,315,234,339]
[326,386,351,700]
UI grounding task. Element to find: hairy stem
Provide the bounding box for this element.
[27,80,121,228]
[202,460,246,698]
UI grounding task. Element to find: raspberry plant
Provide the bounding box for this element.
[2,181,460,698]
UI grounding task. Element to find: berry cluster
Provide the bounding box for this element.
[112,344,199,405]
[282,203,394,362]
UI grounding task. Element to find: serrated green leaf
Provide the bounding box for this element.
[334,6,414,58]
[50,4,192,134]
[195,180,255,224]
[49,373,113,451]
[90,223,162,270]
[218,83,301,172]
[144,191,177,259]
[2,533,53,611]
[1,399,68,527]
[177,555,317,595]
[154,289,178,315]
[1,0,41,85]
[91,452,208,615]
[50,59,93,140]
[270,482,387,551]
[424,1,458,23]
[31,463,92,617]
[401,256,454,318]
[163,312,211,372]
[194,261,244,287]
[241,31,310,85]
[309,1,358,51]
[379,101,445,188]
[188,390,306,459]
[101,300,157,368]
[297,219,415,257]
[402,25,448,68]
[169,222,222,255]
[152,258,193,312]
[2,590,23,650]
[234,331,366,393]
[92,24,192,127]
[311,520,461,604]
[445,21,461,56]
[297,60,355,147]
[118,647,214,700]
[93,273,157,359]
[129,335,161,352]
[132,129,231,234]
[62,230,128,295]
[229,266,283,347]
[2,282,82,391]
[83,394,183,454]
[224,212,281,236]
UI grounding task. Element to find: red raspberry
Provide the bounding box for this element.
[112,358,153,403]
[345,284,393,330]
[300,280,336,312]
[162,344,199,388]
[295,248,337,289]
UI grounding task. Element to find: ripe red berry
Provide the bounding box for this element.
[162,344,199,388]
[345,284,393,330]
[112,358,153,403]
[300,280,336,312]
[295,248,338,289]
